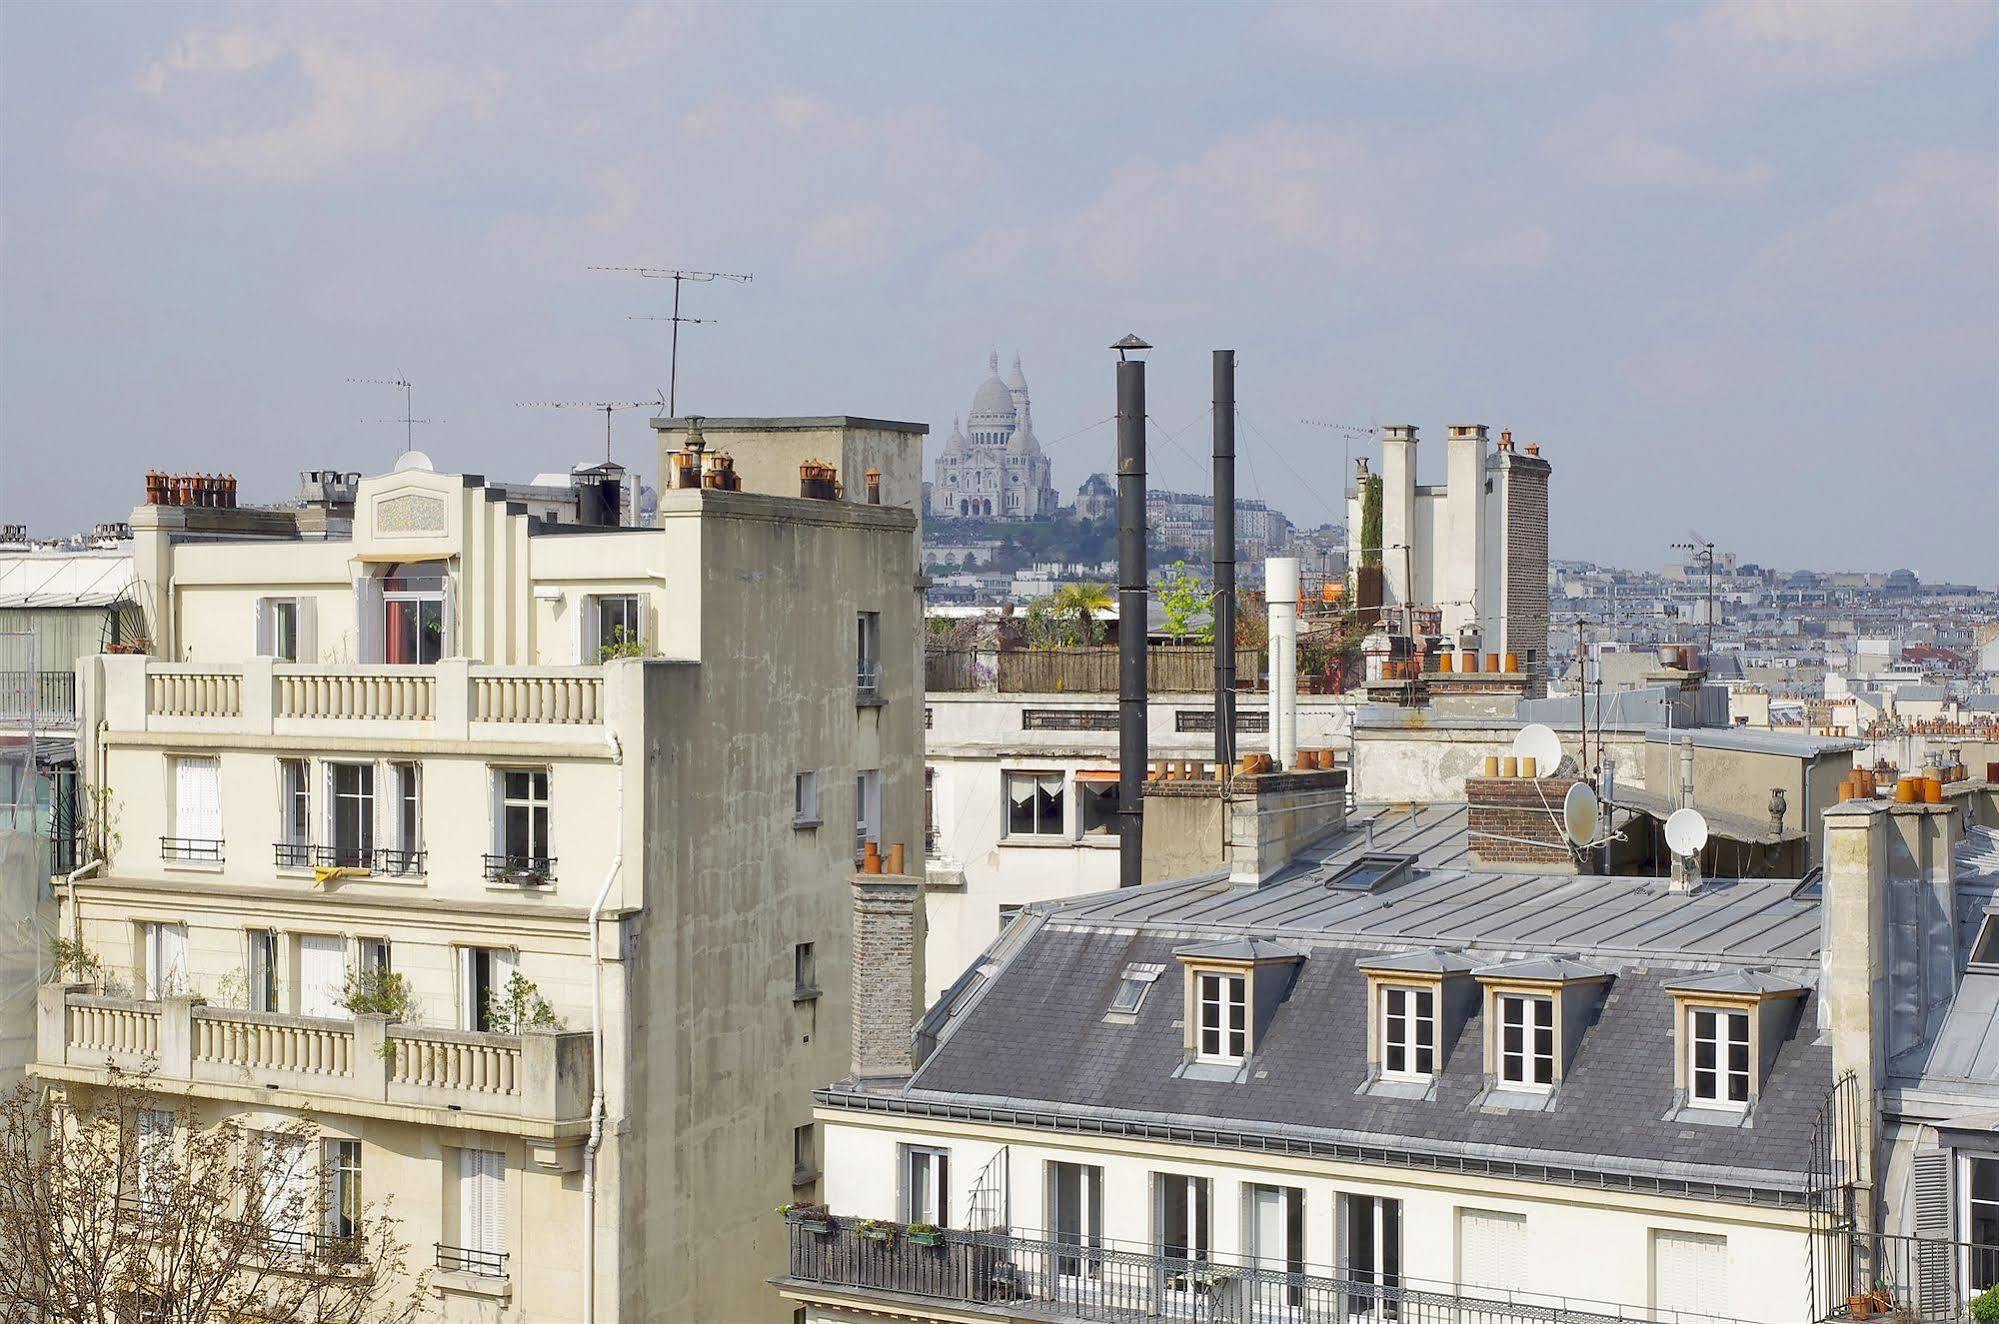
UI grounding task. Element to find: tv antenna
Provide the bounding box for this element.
[590,266,752,416]
[348,376,434,456]
[1301,418,1378,517]
[513,395,664,465]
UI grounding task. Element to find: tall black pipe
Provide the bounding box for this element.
[1212,350,1236,774]
[1116,356,1148,889]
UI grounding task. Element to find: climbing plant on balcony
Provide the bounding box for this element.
[484,973,561,1034]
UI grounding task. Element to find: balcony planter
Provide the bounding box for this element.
[1847,1293,1874,1319]
[857,1219,898,1245]
[779,1202,832,1235]
[905,1223,943,1248]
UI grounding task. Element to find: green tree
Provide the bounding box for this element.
[1158,563,1213,643]
[1048,583,1113,645]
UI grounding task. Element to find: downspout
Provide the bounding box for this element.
[584,727,624,1322]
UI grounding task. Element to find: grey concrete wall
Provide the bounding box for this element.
[622,488,920,1324]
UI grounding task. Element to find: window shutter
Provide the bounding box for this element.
[295,598,317,663]
[159,925,188,994]
[494,949,519,1007]
[1653,1230,1727,1316]
[458,949,478,1032]
[573,595,591,665]
[355,573,383,663]
[461,1149,505,1255]
[176,757,220,841]
[441,571,458,658]
[1913,1150,1954,1313]
[1459,1210,1527,1292]
[254,598,272,657]
[298,935,345,1019]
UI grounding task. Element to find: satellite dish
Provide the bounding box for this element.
[1664,807,1710,858]
[393,449,434,473]
[1514,723,1562,773]
[1562,781,1600,847]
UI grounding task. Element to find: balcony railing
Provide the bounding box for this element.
[481,853,554,885]
[273,843,425,875]
[436,1243,508,1278]
[780,1214,1739,1324]
[38,990,591,1131]
[378,847,426,877]
[1823,1231,1999,1322]
[255,1227,363,1265]
[0,668,77,727]
[857,660,883,703]
[125,660,605,732]
[161,836,224,863]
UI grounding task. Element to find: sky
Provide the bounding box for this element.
[1,1,1994,582]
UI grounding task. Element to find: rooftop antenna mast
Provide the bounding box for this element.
[513,395,664,465]
[590,267,753,416]
[348,376,434,457]
[1301,418,1378,524]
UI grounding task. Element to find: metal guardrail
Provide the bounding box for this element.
[436,1243,508,1277]
[274,843,425,875]
[160,836,224,863]
[857,661,883,701]
[781,1214,1720,1324]
[481,853,553,884]
[1825,1231,1999,1322]
[0,669,76,724]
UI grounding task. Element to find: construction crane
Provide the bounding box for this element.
[514,396,663,465]
[348,376,434,456]
[590,267,752,416]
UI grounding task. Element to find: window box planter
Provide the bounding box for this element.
[905,1224,943,1248]
[858,1219,898,1244]
[779,1202,831,1235]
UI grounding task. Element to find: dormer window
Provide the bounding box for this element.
[1497,994,1555,1089]
[1359,949,1477,1089]
[1381,986,1435,1079]
[1196,972,1246,1064]
[1688,1007,1750,1108]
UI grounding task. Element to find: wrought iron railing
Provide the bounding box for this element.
[274,841,312,868]
[255,1227,362,1264]
[0,668,77,724]
[378,847,426,876]
[481,853,553,884]
[274,843,424,875]
[1822,1231,1999,1322]
[781,1214,1729,1324]
[436,1243,508,1277]
[857,661,883,702]
[160,836,223,863]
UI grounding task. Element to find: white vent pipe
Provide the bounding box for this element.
[1266,557,1300,769]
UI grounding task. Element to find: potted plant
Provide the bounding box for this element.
[1969,1282,1999,1323]
[777,1201,832,1234]
[905,1221,944,1248]
[1846,1289,1874,1319]
[858,1218,898,1244]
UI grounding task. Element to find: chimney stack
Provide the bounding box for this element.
[849,867,925,1082]
[1266,557,1299,769]
[1380,426,1418,614]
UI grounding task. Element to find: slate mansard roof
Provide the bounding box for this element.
[827,820,1839,1203]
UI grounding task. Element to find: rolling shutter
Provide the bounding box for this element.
[175,757,221,841]
[1459,1209,1527,1293]
[297,934,346,1019]
[1913,1150,1955,1314]
[1653,1229,1727,1319]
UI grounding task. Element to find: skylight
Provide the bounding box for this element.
[1971,915,1999,969]
[1104,962,1165,1021]
[1326,852,1416,892]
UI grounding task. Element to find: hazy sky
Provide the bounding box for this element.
[3,2,1994,581]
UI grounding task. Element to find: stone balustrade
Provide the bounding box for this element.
[37,988,591,1133]
[118,657,607,736]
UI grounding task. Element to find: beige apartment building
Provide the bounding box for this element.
[36,418,927,1322]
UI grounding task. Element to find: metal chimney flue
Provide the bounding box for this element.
[1113,334,1151,888]
[1212,351,1237,775]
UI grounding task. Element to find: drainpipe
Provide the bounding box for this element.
[584,727,624,1321]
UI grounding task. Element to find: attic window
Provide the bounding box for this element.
[1973,915,1999,968]
[1327,852,1415,892]
[1106,963,1165,1019]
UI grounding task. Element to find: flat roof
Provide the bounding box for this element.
[650,415,928,434]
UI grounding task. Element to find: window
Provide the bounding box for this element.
[323,1139,361,1242]
[135,1109,172,1211]
[593,594,642,660]
[1004,772,1063,838]
[256,597,310,662]
[1382,985,1436,1079]
[1498,994,1555,1088]
[383,563,446,665]
[924,768,938,856]
[296,934,345,1020]
[1343,1193,1402,1319]
[901,1146,948,1226]
[1106,962,1164,1018]
[271,600,299,662]
[793,1124,817,1182]
[357,937,391,981]
[857,612,882,698]
[1079,775,1119,836]
[455,1148,506,1265]
[256,1132,310,1252]
[277,759,310,866]
[1972,915,1999,968]
[793,942,817,998]
[1327,852,1416,892]
[1247,1184,1306,1312]
[793,772,820,827]
[854,770,881,864]
[1155,1174,1211,1287]
[491,769,551,879]
[384,763,421,873]
[138,922,188,1000]
[1652,1230,1727,1318]
[1458,1209,1527,1293]
[246,929,278,1013]
[459,947,518,1032]
[1970,1157,1999,1290]
[1196,971,1247,1064]
[1688,1007,1750,1108]
[169,756,222,861]
[1049,1161,1103,1280]
[998,904,1023,930]
[327,763,374,868]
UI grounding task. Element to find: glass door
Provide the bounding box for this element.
[1341,1193,1400,1322]
[1248,1184,1305,1318]
[1050,1161,1104,1294]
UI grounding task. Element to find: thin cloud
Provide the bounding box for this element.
[1261,0,1593,72]
[1674,0,1997,87]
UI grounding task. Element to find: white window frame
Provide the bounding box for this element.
[323,761,376,868]
[492,767,551,870]
[246,928,278,1013]
[323,1138,361,1241]
[793,771,820,827]
[255,596,314,662]
[1048,1160,1104,1283]
[1963,1154,1999,1293]
[456,1147,507,1260]
[1687,1005,1751,1109]
[171,755,222,855]
[1195,970,1247,1065]
[459,946,519,1033]
[357,936,391,981]
[1003,771,1065,839]
[1381,983,1437,1081]
[135,1109,173,1211]
[384,762,421,873]
[900,1145,949,1226]
[589,593,644,662]
[1497,993,1556,1090]
[278,758,311,862]
[1154,1172,1211,1287]
[138,921,189,1000]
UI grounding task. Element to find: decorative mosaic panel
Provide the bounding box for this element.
[375,493,446,535]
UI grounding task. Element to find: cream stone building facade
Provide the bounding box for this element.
[38,417,928,1322]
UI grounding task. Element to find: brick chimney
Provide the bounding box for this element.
[849,865,926,1082]
[1465,775,1580,871]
